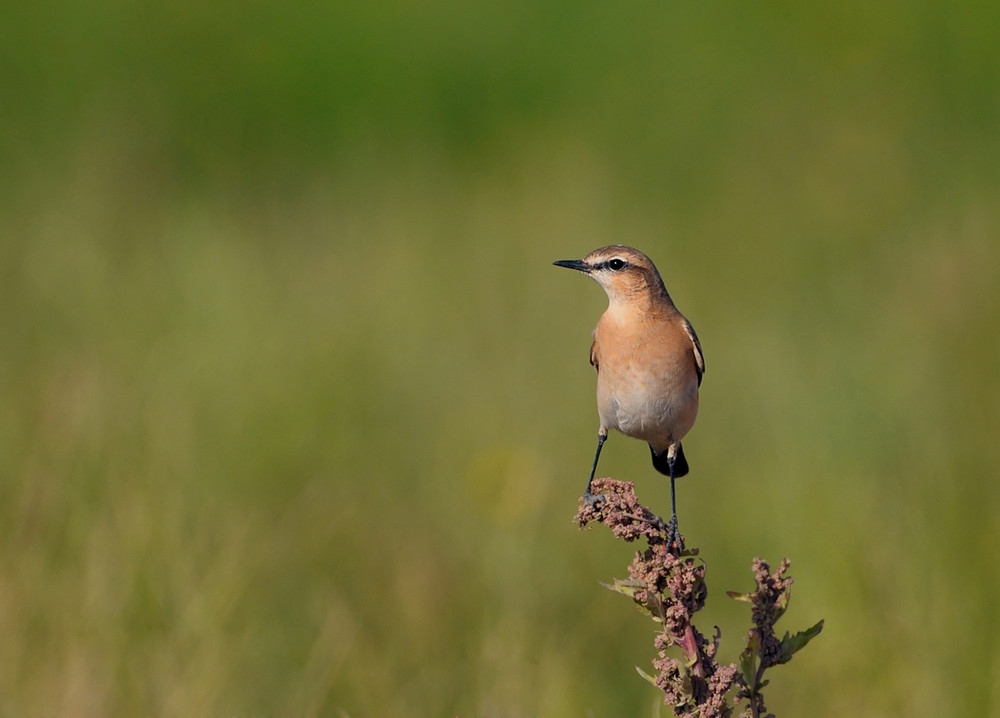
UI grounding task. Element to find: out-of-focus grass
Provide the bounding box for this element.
[2,1,1000,716]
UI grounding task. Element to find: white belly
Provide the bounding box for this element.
[597,368,698,447]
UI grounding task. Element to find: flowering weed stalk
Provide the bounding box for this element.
[576,478,823,717]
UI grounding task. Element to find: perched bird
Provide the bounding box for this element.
[554,245,705,549]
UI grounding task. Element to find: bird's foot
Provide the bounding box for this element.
[665,515,684,554]
[582,491,607,508]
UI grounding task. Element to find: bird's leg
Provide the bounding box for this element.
[666,453,683,553]
[583,431,607,505]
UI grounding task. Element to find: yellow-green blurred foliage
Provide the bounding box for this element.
[3,1,999,715]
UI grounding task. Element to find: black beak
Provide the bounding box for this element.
[553,259,590,273]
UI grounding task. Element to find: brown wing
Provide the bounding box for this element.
[681,318,705,386]
[589,336,600,372]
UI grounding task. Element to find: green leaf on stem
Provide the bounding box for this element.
[636,665,659,688]
[601,578,661,621]
[777,619,824,664]
[738,632,760,689]
[601,578,645,597]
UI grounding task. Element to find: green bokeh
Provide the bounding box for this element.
[2,2,999,715]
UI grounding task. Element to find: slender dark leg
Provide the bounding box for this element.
[583,431,607,504]
[666,454,683,553]
[669,459,678,523]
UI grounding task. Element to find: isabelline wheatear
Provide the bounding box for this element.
[554,245,705,549]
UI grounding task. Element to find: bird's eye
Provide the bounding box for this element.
[607,258,626,271]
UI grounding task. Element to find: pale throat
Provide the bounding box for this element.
[602,288,669,324]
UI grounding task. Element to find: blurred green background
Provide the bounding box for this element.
[3,1,999,715]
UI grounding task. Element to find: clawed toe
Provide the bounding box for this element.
[665,516,684,554]
[583,491,607,507]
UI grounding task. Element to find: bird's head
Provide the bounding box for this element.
[553,245,667,304]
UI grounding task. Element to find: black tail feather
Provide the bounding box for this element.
[650,443,689,478]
